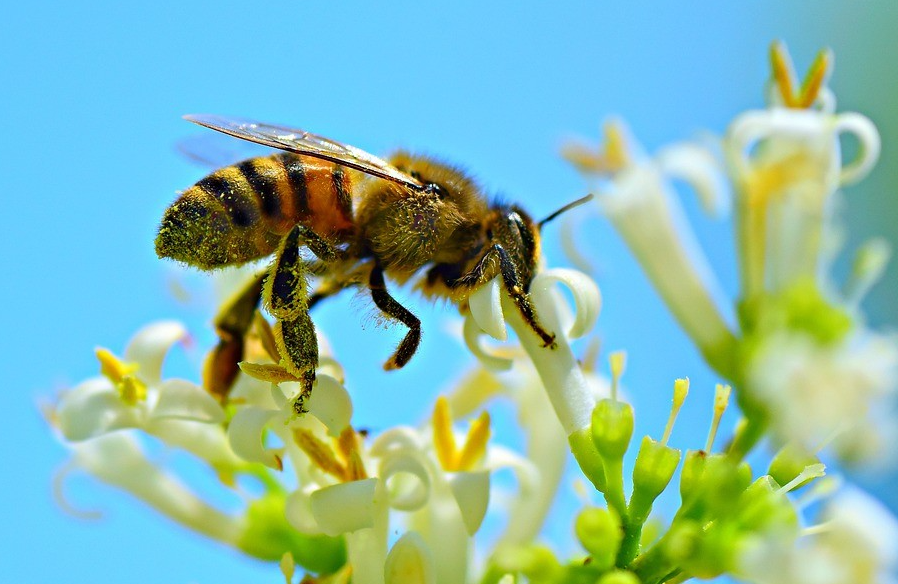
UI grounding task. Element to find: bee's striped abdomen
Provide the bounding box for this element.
[156,153,355,270]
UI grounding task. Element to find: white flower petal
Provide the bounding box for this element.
[285,487,323,535]
[446,470,490,536]
[369,426,426,456]
[468,277,507,341]
[228,407,283,468]
[384,531,436,584]
[306,374,353,438]
[532,269,601,339]
[150,379,225,423]
[657,142,730,216]
[55,378,144,441]
[462,313,513,371]
[311,478,380,536]
[123,320,187,385]
[145,418,241,467]
[380,450,432,512]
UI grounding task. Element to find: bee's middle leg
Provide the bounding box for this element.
[369,264,422,370]
[264,225,342,412]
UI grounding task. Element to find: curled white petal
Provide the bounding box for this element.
[305,374,353,437]
[835,112,880,185]
[227,407,282,468]
[446,470,490,536]
[463,313,513,371]
[55,378,143,441]
[531,269,601,339]
[657,142,730,216]
[311,478,380,536]
[468,277,507,341]
[384,531,436,584]
[380,451,432,512]
[123,320,187,385]
[370,426,426,457]
[150,379,225,423]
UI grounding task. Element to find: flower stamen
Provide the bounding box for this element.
[432,396,492,472]
[705,384,731,452]
[770,40,832,109]
[661,378,689,446]
[95,347,147,405]
[609,351,626,402]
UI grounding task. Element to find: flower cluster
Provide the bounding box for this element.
[46,42,898,584]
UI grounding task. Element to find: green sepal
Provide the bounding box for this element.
[632,436,681,519]
[237,493,346,574]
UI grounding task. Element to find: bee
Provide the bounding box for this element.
[157,115,591,411]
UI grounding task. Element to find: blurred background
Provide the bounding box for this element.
[2,1,896,581]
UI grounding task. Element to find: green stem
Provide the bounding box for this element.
[601,457,627,526]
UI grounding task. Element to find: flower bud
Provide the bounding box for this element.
[631,436,682,522]
[597,569,640,584]
[574,507,621,570]
[768,443,820,490]
[238,493,346,573]
[591,399,635,460]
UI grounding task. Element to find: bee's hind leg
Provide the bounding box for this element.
[369,264,422,370]
[454,244,557,349]
[264,225,342,413]
[204,270,267,402]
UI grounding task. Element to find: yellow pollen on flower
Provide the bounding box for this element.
[661,378,690,446]
[432,396,492,472]
[95,347,147,405]
[705,384,731,452]
[770,40,832,109]
[609,351,626,402]
[337,427,368,481]
[293,428,347,480]
[561,119,631,175]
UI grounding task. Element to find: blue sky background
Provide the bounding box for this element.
[3,2,897,582]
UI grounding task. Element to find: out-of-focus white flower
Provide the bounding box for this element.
[747,330,898,462]
[52,321,238,467]
[565,120,736,376]
[726,105,879,297]
[739,486,898,584]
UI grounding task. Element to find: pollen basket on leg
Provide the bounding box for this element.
[263,225,311,320]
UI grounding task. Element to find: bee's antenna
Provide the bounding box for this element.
[538,194,594,230]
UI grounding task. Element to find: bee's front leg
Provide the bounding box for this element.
[455,245,557,349]
[264,225,341,413]
[369,264,422,370]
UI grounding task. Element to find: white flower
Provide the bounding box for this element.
[566,120,737,375]
[747,330,898,462]
[739,487,898,584]
[726,104,879,297]
[53,321,237,467]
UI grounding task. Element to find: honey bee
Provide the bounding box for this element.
[157,115,591,410]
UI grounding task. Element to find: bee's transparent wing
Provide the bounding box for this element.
[176,132,274,169]
[184,114,425,191]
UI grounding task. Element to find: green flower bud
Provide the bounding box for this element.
[574,507,621,571]
[679,450,707,501]
[569,427,606,492]
[768,443,821,490]
[631,436,681,520]
[238,493,346,574]
[591,399,634,460]
[597,569,640,584]
[737,476,800,533]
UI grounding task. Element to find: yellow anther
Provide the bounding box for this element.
[96,347,146,405]
[338,427,368,481]
[456,410,492,471]
[432,396,492,472]
[432,396,459,471]
[561,119,631,175]
[293,428,346,480]
[661,378,690,446]
[609,351,627,402]
[279,552,295,584]
[95,347,138,384]
[705,384,731,452]
[770,40,832,109]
